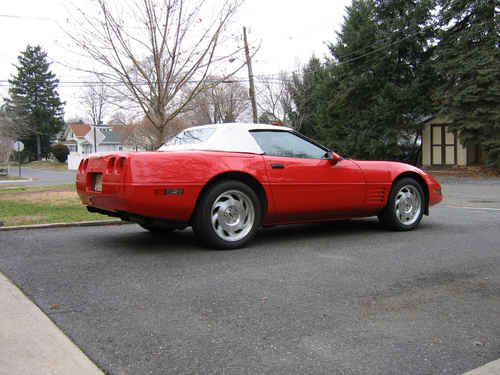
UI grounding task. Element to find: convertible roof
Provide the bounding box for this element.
[158,123,293,154]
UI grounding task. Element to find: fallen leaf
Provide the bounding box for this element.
[49,304,60,310]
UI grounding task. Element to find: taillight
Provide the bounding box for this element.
[106,157,115,174]
[115,157,126,175]
[79,158,88,173]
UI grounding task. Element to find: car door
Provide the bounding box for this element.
[250,130,366,222]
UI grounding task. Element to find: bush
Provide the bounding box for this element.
[51,143,70,163]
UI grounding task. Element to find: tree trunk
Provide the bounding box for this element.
[36,134,42,161]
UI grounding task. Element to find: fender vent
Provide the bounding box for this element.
[367,188,386,204]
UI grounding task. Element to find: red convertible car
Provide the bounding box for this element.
[76,123,443,249]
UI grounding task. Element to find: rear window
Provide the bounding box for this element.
[166,127,216,146]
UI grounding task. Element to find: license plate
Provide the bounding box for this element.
[93,173,103,192]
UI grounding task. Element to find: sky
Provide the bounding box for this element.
[0,0,350,121]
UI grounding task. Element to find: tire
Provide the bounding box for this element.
[192,180,262,249]
[378,177,424,231]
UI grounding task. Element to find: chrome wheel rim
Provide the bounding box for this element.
[395,185,422,226]
[211,190,255,242]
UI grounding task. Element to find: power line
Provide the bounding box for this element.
[0,14,54,21]
[0,25,433,88]
[0,76,290,87]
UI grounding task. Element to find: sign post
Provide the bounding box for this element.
[12,141,24,177]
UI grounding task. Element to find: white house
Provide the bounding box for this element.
[62,123,140,169]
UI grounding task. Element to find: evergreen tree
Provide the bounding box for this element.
[324,0,437,160]
[434,0,500,167]
[4,45,64,160]
[287,57,330,139]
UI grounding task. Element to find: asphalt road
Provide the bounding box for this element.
[1,196,499,374]
[0,167,76,186]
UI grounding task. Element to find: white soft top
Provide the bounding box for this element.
[158,123,293,154]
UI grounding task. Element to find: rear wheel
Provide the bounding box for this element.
[378,177,424,231]
[192,180,262,249]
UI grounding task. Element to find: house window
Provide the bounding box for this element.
[431,125,456,166]
[68,144,77,153]
[82,144,93,154]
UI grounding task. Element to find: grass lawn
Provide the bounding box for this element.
[0,184,116,226]
[24,160,68,171]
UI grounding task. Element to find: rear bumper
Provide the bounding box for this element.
[77,182,202,223]
[86,206,187,228]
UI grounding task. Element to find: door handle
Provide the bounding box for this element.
[271,163,285,169]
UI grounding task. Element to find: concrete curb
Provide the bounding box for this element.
[0,272,104,374]
[0,178,32,184]
[463,359,500,375]
[0,220,133,231]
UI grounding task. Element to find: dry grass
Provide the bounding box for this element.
[6,214,47,226]
[1,190,77,205]
[427,166,500,178]
[0,185,111,226]
[24,160,68,171]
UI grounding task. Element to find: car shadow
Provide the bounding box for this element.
[98,226,203,254]
[253,218,384,246]
[98,218,394,254]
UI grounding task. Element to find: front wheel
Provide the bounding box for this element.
[192,180,262,249]
[378,178,424,231]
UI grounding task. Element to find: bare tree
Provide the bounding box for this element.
[256,72,295,127]
[0,111,16,164]
[108,111,134,126]
[81,83,110,125]
[70,0,246,148]
[123,116,189,150]
[184,78,249,125]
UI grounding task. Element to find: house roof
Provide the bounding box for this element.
[101,129,123,144]
[68,123,91,137]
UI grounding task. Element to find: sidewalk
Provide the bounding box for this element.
[463,359,500,375]
[0,272,103,375]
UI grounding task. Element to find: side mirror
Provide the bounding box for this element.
[326,151,342,165]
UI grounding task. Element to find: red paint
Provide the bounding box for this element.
[76,151,442,225]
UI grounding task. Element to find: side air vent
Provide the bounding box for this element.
[367,187,386,204]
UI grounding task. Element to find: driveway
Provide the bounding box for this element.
[0,178,499,374]
[0,167,76,187]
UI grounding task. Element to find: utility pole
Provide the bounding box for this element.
[93,125,97,153]
[243,26,258,123]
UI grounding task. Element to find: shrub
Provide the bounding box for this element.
[51,143,70,163]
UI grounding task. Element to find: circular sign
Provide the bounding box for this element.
[12,141,24,152]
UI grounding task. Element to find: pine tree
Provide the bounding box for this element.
[4,45,64,160]
[287,57,329,138]
[434,0,500,167]
[324,0,437,160]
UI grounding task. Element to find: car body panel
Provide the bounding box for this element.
[262,157,368,222]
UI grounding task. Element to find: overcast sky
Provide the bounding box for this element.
[0,0,350,120]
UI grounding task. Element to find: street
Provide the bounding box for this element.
[0,177,499,374]
[0,167,76,187]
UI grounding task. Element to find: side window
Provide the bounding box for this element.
[250,131,327,159]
